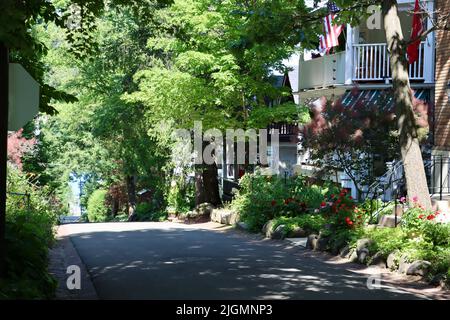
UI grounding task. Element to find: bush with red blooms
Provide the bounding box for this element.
[279,197,309,217]
[302,88,430,195]
[321,188,365,230]
[7,129,37,170]
[401,197,444,235]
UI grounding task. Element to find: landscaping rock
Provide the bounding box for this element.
[349,249,358,263]
[210,208,239,225]
[378,215,402,228]
[194,202,215,216]
[339,245,350,258]
[286,227,307,238]
[406,260,431,276]
[306,234,319,250]
[356,238,374,253]
[185,203,215,223]
[398,256,412,274]
[430,274,446,287]
[262,220,277,238]
[271,225,286,240]
[236,222,249,231]
[387,252,398,270]
[368,251,386,267]
[357,248,370,264]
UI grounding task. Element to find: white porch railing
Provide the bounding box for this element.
[352,42,425,81]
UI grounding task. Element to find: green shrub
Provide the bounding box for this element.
[1,165,57,299]
[421,222,450,247]
[134,202,168,221]
[167,178,195,214]
[321,189,364,231]
[231,172,338,232]
[109,213,129,222]
[291,179,339,209]
[272,214,327,235]
[87,189,109,222]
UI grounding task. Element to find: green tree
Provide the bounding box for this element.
[125,0,309,205]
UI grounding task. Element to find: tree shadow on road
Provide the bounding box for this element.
[55,222,449,300]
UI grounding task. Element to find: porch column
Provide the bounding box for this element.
[344,24,354,84]
[423,0,435,83]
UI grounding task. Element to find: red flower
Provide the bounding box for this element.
[345,217,353,226]
[330,194,335,198]
[426,214,435,220]
[320,201,326,207]
[418,214,424,219]
[348,196,353,200]
[271,200,277,207]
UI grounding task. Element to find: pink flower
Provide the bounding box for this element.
[412,196,419,202]
[399,196,406,203]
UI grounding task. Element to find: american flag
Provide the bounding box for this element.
[319,2,343,54]
[327,1,340,13]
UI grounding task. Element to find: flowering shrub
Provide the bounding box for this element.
[321,189,365,230]
[231,172,291,231]
[7,129,37,170]
[401,200,443,236]
[231,171,338,231]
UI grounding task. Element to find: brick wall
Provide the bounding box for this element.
[434,0,450,150]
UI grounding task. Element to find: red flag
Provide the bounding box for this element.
[407,0,424,64]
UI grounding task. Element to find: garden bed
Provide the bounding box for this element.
[230,171,450,288]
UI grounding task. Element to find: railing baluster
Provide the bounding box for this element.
[373,46,378,79]
[358,46,361,80]
[419,42,423,78]
[366,45,370,80]
[370,45,373,79]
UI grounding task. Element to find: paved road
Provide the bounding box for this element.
[60,222,447,300]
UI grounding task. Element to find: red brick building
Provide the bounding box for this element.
[433,0,450,153]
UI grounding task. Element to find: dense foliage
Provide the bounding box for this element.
[87,189,109,222]
[1,165,58,299]
[231,171,339,232]
[302,89,430,198]
[231,172,449,285]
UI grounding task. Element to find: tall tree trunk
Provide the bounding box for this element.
[0,43,9,277]
[126,175,137,219]
[382,0,432,209]
[111,198,119,217]
[195,162,222,207]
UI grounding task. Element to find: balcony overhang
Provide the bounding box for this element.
[298,85,346,102]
